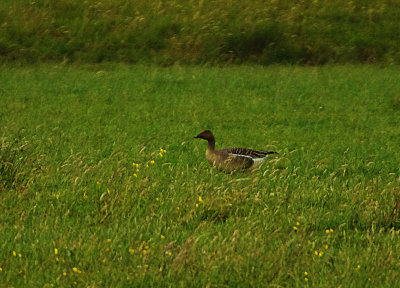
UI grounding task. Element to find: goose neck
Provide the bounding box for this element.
[207,137,215,151]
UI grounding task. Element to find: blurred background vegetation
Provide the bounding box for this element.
[1,0,399,65]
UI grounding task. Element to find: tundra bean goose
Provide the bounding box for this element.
[194,130,277,172]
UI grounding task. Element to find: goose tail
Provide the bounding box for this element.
[252,151,278,167]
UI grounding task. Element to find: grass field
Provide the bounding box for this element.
[1,64,400,287]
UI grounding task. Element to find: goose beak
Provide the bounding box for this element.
[194,133,203,139]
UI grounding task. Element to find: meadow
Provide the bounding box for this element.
[1,64,400,287]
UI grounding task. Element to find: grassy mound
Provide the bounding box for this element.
[1,0,400,64]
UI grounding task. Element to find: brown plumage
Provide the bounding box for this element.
[194,130,277,172]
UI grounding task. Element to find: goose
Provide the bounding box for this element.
[194,130,277,172]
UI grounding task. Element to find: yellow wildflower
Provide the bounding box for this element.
[145,245,149,249]
[304,272,308,276]
[325,244,328,250]
[296,222,300,226]
[168,252,172,256]
[0,267,2,271]
[314,251,318,256]
[136,163,140,168]
[330,228,334,233]
[136,169,140,172]
[150,160,155,165]
[129,248,134,254]
[159,153,163,157]
[318,251,323,257]
[63,272,67,276]
[12,251,16,257]
[354,265,361,270]
[107,238,111,243]
[132,162,136,167]
[156,197,159,201]
[198,196,203,203]
[325,229,330,234]
[107,188,110,195]
[96,180,100,185]
[293,226,298,231]
[72,267,81,273]
[18,253,22,258]
[144,264,149,269]
[143,250,148,254]
[195,203,199,208]
[133,173,138,178]
[305,278,308,282]
[161,235,165,239]
[54,248,58,255]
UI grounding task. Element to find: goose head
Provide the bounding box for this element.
[194,130,214,141]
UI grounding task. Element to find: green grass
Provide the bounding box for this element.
[1,0,400,64]
[1,64,400,287]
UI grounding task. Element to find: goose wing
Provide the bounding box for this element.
[225,152,254,169]
[225,147,277,159]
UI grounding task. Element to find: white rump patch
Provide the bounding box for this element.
[252,157,265,167]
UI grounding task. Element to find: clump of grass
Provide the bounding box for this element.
[0,137,30,190]
[392,97,400,110]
